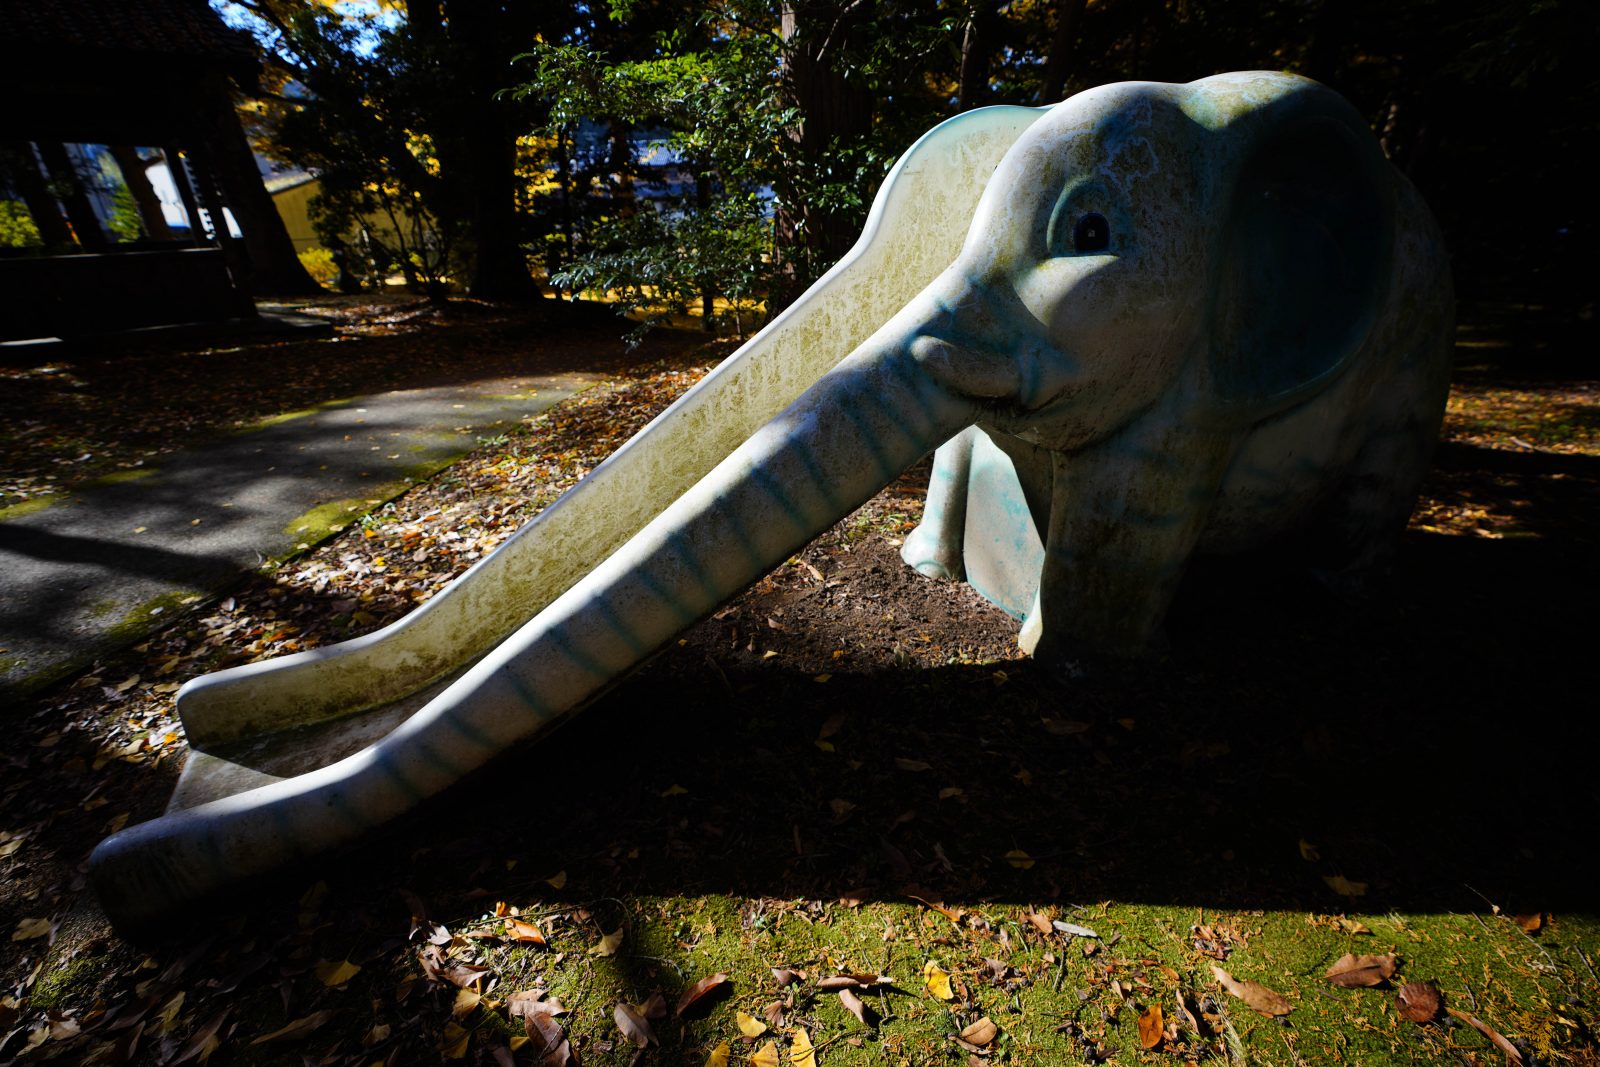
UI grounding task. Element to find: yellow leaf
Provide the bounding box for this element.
[705,1040,731,1067]
[922,960,954,1000]
[452,988,481,1017]
[789,1027,816,1067]
[11,918,51,942]
[661,784,689,797]
[506,918,546,944]
[592,928,624,956]
[441,1022,470,1059]
[1324,874,1368,897]
[1004,849,1035,869]
[546,870,568,889]
[895,758,931,772]
[736,1011,768,1038]
[938,787,963,799]
[749,1040,780,1067]
[314,958,362,987]
[1298,839,1321,862]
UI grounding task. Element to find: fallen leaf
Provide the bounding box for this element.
[592,928,624,957]
[1004,849,1035,869]
[1447,1007,1525,1065]
[1514,913,1544,934]
[1042,718,1090,735]
[1396,981,1442,1023]
[251,1010,336,1044]
[169,1007,229,1065]
[895,758,931,772]
[1025,912,1054,936]
[749,1040,780,1067]
[838,988,871,1025]
[1173,991,1200,1033]
[615,1002,656,1048]
[1052,920,1098,938]
[506,918,547,945]
[772,968,800,986]
[640,992,668,1020]
[661,784,689,796]
[736,1011,768,1038]
[676,972,730,1016]
[817,973,886,991]
[1324,874,1368,897]
[545,871,567,890]
[453,989,482,1018]
[441,1022,470,1059]
[1211,964,1291,1017]
[960,1017,998,1047]
[789,1027,816,1067]
[1336,917,1373,935]
[524,1009,571,1065]
[1138,1004,1164,1049]
[1298,839,1320,861]
[705,1040,731,1067]
[314,958,361,987]
[11,918,51,942]
[923,960,955,1000]
[1325,953,1398,988]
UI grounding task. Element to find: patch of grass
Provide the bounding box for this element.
[0,493,60,520]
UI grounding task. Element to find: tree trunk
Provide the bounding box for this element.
[1040,0,1087,103]
[196,73,322,295]
[109,146,173,242]
[958,1,1001,111]
[446,0,541,303]
[772,1,876,313]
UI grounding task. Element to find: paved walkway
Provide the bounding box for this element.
[0,372,592,701]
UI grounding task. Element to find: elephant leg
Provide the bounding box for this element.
[1021,423,1236,658]
[901,427,977,580]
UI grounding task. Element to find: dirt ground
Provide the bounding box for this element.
[1,298,1596,1065]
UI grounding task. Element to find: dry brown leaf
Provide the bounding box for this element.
[772,968,800,986]
[960,1017,998,1047]
[1447,1007,1525,1064]
[1396,981,1442,1023]
[749,1040,780,1067]
[1025,912,1054,936]
[169,1007,229,1065]
[817,973,886,991]
[1173,991,1200,1033]
[838,988,870,1025]
[640,992,668,1020]
[11,918,51,942]
[1138,1004,1164,1049]
[506,919,547,945]
[250,1009,336,1045]
[1324,953,1398,988]
[524,1009,571,1066]
[1514,913,1544,934]
[676,972,730,1016]
[1324,874,1368,897]
[1211,964,1291,1017]
[614,1002,656,1048]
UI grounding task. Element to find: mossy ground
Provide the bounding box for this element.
[2,305,1594,1065]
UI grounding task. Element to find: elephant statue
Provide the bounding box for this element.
[89,71,1451,926]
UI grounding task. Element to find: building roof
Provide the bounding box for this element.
[0,0,256,70]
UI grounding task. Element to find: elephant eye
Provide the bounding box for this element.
[1073,212,1110,253]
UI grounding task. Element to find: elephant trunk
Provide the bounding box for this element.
[88,314,981,927]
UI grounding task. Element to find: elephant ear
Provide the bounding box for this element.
[1206,80,1394,414]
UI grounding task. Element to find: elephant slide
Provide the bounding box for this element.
[90,72,1451,927]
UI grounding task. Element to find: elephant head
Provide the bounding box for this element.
[90,72,1451,926]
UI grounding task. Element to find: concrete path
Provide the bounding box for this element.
[0,372,592,701]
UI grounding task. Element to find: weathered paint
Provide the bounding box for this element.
[90,73,1452,926]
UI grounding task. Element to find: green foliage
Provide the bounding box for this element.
[0,199,43,249]
[106,183,144,242]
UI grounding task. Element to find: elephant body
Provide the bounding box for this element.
[902,73,1453,655]
[90,72,1452,926]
